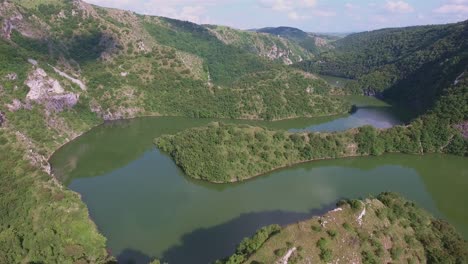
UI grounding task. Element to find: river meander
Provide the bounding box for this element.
[50,97,468,263]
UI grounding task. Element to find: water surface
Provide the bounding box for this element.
[50,98,468,263]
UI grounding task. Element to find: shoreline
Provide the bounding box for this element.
[46,109,353,166]
[174,150,430,185]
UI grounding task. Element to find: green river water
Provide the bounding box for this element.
[50,97,468,264]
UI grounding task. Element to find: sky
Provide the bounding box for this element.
[84,0,468,32]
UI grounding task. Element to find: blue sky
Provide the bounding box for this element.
[85,0,468,32]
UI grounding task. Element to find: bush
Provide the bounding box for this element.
[327,230,338,239]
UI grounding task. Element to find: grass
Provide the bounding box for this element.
[221,193,468,264]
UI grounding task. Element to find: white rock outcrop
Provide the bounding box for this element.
[5,72,17,80]
[277,247,297,264]
[6,99,22,112]
[1,10,22,39]
[266,44,296,65]
[25,68,79,111]
[52,66,87,90]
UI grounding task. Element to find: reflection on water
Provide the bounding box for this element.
[290,107,402,132]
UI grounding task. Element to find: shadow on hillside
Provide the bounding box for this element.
[68,31,118,64]
[160,204,337,264]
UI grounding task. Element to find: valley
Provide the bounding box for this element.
[0,0,466,263]
[50,98,467,263]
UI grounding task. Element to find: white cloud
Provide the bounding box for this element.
[288,11,308,21]
[302,0,318,7]
[385,1,414,13]
[258,0,333,21]
[312,10,336,17]
[258,0,317,11]
[434,3,468,14]
[345,3,358,10]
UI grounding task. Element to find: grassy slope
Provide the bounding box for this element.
[219,193,468,264]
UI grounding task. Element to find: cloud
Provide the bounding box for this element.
[434,2,468,14]
[345,3,359,10]
[384,1,414,13]
[312,10,336,17]
[258,0,332,21]
[288,11,308,21]
[258,0,317,11]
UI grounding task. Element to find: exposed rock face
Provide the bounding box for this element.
[267,45,294,65]
[137,40,147,52]
[0,111,5,126]
[25,68,79,111]
[5,72,17,80]
[314,36,329,48]
[26,68,64,99]
[45,94,79,112]
[89,99,142,120]
[6,99,22,112]
[28,58,38,66]
[52,66,87,90]
[0,2,45,40]
[0,2,23,39]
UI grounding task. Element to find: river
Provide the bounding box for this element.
[50,96,468,264]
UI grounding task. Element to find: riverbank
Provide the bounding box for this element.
[155,117,462,183]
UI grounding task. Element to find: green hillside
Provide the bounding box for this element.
[206,25,313,64]
[219,193,468,264]
[298,21,468,114]
[0,0,466,263]
[0,0,347,262]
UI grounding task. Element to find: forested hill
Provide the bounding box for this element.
[204,25,314,65]
[297,21,468,116]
